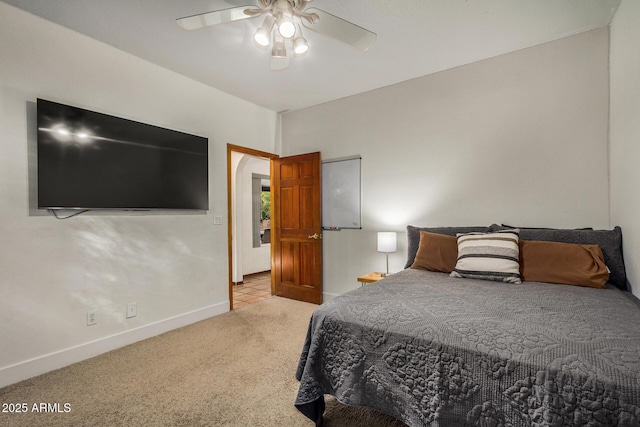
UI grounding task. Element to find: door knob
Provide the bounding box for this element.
[308,233,321,239]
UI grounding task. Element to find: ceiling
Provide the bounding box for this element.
[3,0,621,113]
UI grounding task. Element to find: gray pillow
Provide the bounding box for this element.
[405,225,489,269]
[489,224,626,289]
[501,223,593,231]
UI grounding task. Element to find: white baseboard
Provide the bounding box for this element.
[0,301,229,388]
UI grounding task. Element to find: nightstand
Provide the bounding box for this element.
[357,272,386,286]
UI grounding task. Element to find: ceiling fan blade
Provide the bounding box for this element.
[302,8,376,51]
[176,6,256,31]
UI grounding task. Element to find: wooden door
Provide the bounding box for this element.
[272,152,322,304]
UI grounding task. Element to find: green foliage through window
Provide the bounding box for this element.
[260,192,270,221]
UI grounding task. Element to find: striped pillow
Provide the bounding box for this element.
[450,229,522,284]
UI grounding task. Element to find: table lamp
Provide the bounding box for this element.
[377,232,397,276]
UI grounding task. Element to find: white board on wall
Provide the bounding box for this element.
[322,156,361,229]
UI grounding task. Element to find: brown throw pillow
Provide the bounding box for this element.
[411,231,458,273]
[519,240,609,288]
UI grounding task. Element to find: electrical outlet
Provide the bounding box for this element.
[213,215,223,225]
[87,310,97,326]
[126,303,137,319]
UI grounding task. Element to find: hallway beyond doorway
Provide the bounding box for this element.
[233,271,272,309]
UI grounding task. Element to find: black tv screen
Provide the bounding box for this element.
[37,99,209,210]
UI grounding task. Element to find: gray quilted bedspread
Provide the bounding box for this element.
[295,269,640,427]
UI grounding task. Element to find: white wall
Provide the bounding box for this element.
[0,3,277,387]
[281,29,611,299]
[241,157,271,275]
[232,154,271,279]
[610,0,640,297]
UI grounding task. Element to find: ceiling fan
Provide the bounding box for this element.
[176,0,376,70]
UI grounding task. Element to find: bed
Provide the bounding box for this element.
[295,225,640,426]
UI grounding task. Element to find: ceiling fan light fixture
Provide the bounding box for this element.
[254,29,270,48]
[274,0,295,39]
[278,18,296,39]
[293,37,308,56]
[293,23,308,56]
[254,15,275,48]
[292,22,308,56]
[272,38,287,59]
[177,0,377,70]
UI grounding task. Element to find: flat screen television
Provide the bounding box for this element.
[37,99,209,211]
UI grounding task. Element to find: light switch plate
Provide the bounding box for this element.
[126,303,137,318]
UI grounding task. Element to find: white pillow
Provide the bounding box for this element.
[450,229,521,284]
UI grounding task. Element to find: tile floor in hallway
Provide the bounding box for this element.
[233,271,273,309]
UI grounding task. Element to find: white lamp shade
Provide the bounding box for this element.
[377,232,397,253]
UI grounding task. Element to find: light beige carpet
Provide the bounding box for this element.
[0,297,406,427]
